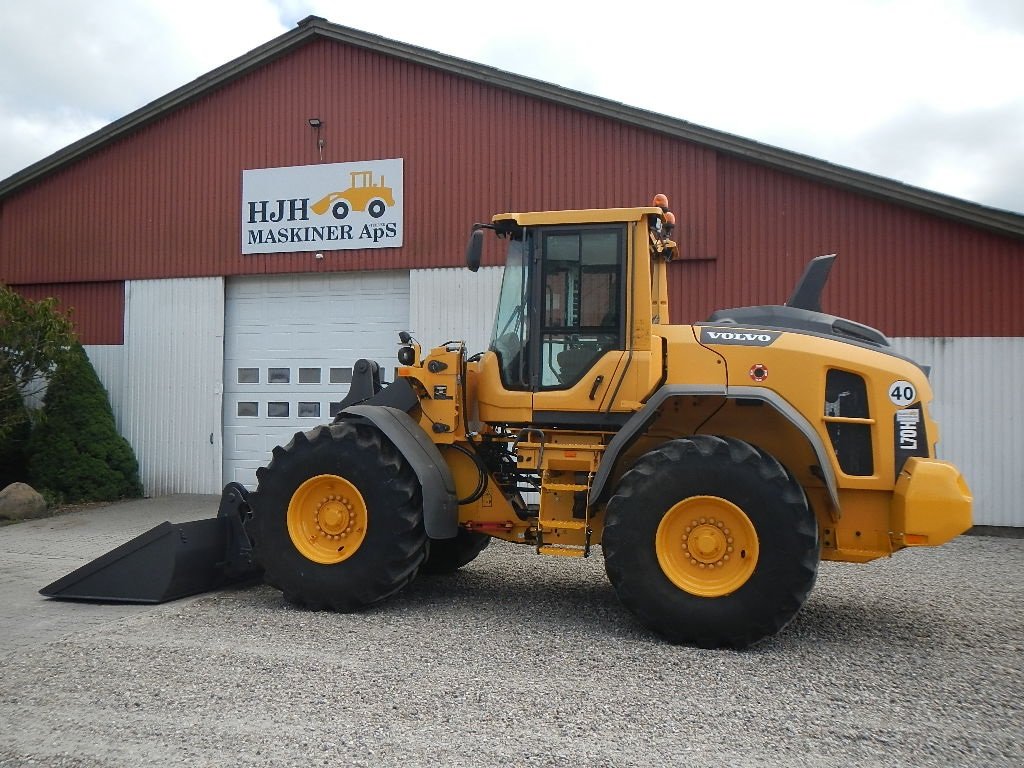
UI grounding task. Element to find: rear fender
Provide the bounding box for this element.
[340,404,458,539]
[591,385,840,510]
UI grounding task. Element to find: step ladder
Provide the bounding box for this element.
[536,477,592,558]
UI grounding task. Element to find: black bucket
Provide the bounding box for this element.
[40,483,261,604]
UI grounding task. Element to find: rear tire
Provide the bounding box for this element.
[251,421,427,611]
[421,529,490,574]
[603,435,818,648]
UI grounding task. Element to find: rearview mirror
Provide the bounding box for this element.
[465,228,484,272]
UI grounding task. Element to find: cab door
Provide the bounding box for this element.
[529,225,630,424]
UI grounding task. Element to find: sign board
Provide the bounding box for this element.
[241,158,403,254]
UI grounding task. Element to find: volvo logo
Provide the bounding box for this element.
[708,332,772,342]
[699,328,780,347]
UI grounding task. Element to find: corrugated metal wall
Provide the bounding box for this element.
[891,337,1022,527]
[121,277,224,495]
[9,282,124,344]
[2,37,1019,339]
[409,267,504,356]
[0,36,720,285]
[674,157,1024,336]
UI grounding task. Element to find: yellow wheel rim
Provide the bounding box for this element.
[655,495,759,597]
[287,474,368,565]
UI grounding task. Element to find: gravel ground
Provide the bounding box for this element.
[0,533,1021,767]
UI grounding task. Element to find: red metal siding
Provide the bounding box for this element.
[1,37,1021,337]
[665,158,1024,336]
[11,282,124,345]
[0,39,724,284]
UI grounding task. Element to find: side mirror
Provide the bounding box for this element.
[465,228,484,272]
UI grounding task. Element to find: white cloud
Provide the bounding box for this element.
[0,0,286,178]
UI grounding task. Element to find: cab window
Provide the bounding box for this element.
[539,227,624,388]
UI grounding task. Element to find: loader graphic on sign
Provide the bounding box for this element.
[311,170,395,219]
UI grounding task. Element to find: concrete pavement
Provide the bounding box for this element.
[0,495,220,657]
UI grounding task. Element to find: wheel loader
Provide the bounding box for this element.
[42,197,973,649]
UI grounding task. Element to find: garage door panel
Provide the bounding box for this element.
[224,272,409,489]
[232,432,262,453]
[230,462,261,488]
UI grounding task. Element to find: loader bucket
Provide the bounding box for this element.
[39,483,261,604]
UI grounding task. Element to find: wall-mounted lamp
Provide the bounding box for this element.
[308,118,324,160]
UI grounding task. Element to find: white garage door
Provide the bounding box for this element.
[224,271,409,488]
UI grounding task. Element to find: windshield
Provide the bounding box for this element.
[489,238,531,389]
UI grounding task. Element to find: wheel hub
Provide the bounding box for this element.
[685,518,734,567]
[287,475,368,564]
[655,496,759,597]
[315,495,356,539]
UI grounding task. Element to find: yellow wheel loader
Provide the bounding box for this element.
[42,198,972,648]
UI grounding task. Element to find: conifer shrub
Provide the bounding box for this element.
[0,374,31,489]
[28,344,143,502]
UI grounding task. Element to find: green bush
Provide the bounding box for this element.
[1,284,76,444]
[28,343,143,503]
[0,372,31,489]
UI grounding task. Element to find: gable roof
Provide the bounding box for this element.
[2,15,1022,239]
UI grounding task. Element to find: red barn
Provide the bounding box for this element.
[1,17,1021,525]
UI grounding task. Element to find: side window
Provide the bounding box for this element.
[490,239,532,389]
[539,228,623,388]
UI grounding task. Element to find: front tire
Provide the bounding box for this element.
[603,435,818,648]
[251,421,427,611]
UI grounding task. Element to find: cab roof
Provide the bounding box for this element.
[492,207,662,228]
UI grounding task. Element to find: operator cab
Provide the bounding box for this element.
[466,203,674,425]
[489,220,625,391]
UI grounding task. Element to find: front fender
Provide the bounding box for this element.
[339,405,458,539]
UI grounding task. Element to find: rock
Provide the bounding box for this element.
[0,482,48,521]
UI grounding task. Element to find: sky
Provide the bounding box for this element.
[1,0,1021,214]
